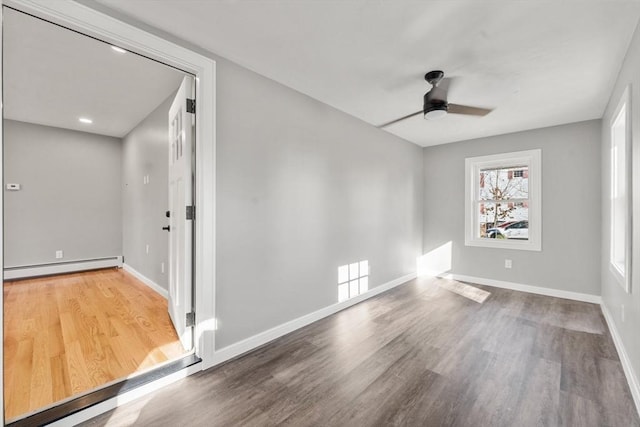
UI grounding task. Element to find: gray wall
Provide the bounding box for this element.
[601,19,640,389]
[216,59,424,348]
[423,120,602,295]
[3,120,122,267]
[80,2,423,351]
[122,93,174,291]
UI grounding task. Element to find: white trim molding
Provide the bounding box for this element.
[123,263,168,299]
[438,273,602,304]
[601,303,640,415]
[47,362,202,427]
[211,273,416,365]
[0,4,4,412]
[4,256,123,280]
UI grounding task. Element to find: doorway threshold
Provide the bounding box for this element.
[6,353,201,427]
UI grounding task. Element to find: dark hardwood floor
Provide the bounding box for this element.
[84,276,639,426]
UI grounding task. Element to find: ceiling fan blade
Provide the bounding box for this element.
[429,77,453,102]
[448,103,493,116]
[378,110,422,128]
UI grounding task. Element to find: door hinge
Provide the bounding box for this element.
[186,205,195,220]
[186,312,196,327]
[186,98,196,114]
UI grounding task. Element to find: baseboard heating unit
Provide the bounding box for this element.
[4,256,124,280]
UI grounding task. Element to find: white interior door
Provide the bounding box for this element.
[168,76,195,350]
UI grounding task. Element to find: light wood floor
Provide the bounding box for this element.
[85,276,639,427]
[4,268,186,421]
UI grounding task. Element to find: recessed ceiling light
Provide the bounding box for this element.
[111,46,127,54]
[79,117,93,124]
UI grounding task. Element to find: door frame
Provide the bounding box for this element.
[0,0,217,422]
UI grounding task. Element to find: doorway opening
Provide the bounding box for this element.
[3,7,199,423]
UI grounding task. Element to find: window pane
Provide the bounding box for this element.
[479,166,529,201]
[480,202,529,240]
[611,102,627,276]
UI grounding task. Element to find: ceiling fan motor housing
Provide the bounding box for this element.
[424,92,448,119]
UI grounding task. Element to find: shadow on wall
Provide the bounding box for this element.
[417,241,452,277]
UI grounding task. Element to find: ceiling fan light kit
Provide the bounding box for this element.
[424,104,447,120]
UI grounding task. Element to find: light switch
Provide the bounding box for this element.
[6,183,20,191]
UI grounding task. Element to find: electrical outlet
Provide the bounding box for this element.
[146,244,150,254]
[621,304,625,323]
[505,259,512,269]
[55,250,63,259]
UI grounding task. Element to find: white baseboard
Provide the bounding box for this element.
[122,263,168,299]
[211,272,417,365]
[4,256,123,280]
[601,303,640,415]
[47,362,202,427]
[438,273,602,304]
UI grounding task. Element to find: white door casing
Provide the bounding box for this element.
[168,76,195,350]
[1,0,216,424]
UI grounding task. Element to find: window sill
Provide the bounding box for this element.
[465,237,541,251]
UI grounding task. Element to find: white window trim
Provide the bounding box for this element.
[609,85,632,293]
[465,149,542,251]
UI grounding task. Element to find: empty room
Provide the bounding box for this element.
[1,1,639,426]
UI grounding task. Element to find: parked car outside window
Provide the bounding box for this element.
[486,220,529,240]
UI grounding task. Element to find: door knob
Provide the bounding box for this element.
[162,226,170,232]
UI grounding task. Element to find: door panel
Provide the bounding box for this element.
[168,76,194,350]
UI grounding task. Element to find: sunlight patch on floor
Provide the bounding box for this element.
[437,279,490,303]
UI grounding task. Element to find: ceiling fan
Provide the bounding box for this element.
[379,70,493,128]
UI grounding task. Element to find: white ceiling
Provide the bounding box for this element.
[93,0,640,147]
[3,7,185,138]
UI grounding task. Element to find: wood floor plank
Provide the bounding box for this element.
[50,354,71,402]
[3,268,187,421]
[7,339,34,417]
[83,276,640,427]
[29,330,53,411]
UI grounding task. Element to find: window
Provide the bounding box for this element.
[465,150,541,251]
[338,260,369,302]
[610,87,631,292]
